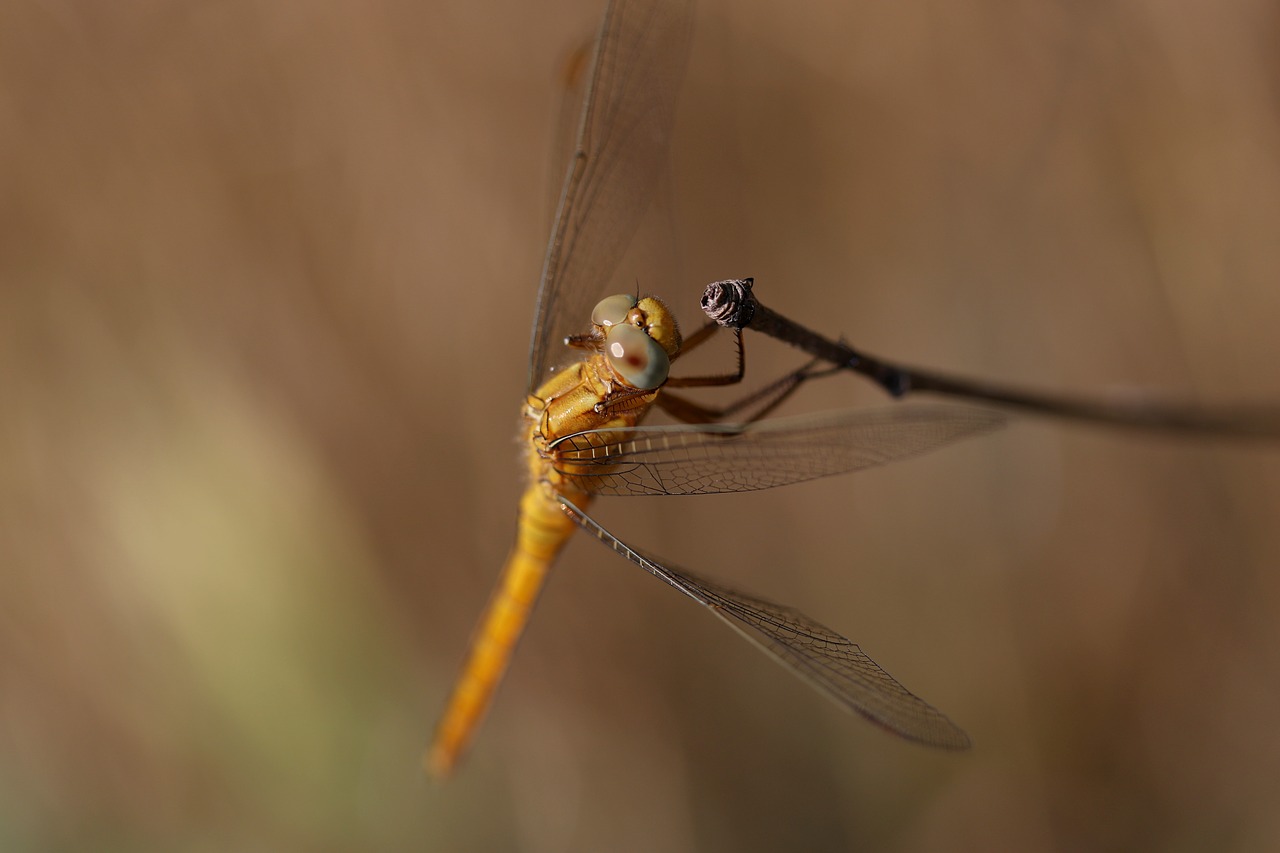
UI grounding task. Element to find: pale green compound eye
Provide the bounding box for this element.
[605,323,670,389]
[591,294,637,329]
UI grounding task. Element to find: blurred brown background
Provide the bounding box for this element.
[5,1,1280,850]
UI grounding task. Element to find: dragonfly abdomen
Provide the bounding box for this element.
[427,483,580,778]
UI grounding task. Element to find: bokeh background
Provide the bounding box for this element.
[5,1,1280,849]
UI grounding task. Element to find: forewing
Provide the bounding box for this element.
[550,404,1005,496]
[558,496,971,749]
[528,0,695,392]
[545,30,592,231]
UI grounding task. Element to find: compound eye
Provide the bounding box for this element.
[591,294,637,329]
[605,323,670,389]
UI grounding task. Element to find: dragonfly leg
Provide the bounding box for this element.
[564,332,602,351]
[658,356,838,424]
[591,385,659,416]
[665,327,745,389]
[673,318,721,357]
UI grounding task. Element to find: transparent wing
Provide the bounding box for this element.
[528,0,695,392]
[545,31,592,230]
[558,496,971,749]
[549,404,1006,496]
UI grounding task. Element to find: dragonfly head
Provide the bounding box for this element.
[590,293,682,389]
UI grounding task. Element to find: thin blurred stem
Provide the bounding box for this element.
[700,277,1280,439]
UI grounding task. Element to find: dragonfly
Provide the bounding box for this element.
[427,0,1004,778]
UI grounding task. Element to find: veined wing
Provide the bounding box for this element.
[528,0,695,392]
[549,404,1005,496]
[558,496,971,749]
[545,32,592,232]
